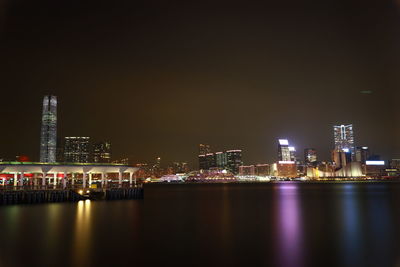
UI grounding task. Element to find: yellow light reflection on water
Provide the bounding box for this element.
[72,200,92,267]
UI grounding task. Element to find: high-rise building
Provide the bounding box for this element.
[226,150,243,174]
[39,95,57,162]
[355,146,370,164]
[92,141,111,163]
[215,152,227,169]
[206,153,216,169]
[64,137,90,163]
[289,146,296,162]
[390,159,400,169]
[278,139,291,162]
[304,148,317,165]
[199,155,207,170]
[199,144,211,170]
[333,124,355,159]
[199,144,211,155]
[332,150,351,169]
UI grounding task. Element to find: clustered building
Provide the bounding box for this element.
[198,144,243,174]
[236,124,397,179]
[39,95,112,164]
[36,95,400,180]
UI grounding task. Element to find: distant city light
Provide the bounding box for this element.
[366,161,385,166]
[278,161,295,164]
[279,139,289,145]
[289,146,296,151]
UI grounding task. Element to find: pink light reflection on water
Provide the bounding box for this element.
[275,183,304,267]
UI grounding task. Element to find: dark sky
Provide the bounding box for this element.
[1,0,399,167]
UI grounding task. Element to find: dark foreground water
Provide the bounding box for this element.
[1,182,400,267]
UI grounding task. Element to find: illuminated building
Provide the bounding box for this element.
[365,161,386,177]
[239,165,255,176]
[112,158,129,165]
[92,141,111,163]
[277,161,297,177]
[333,124,355,159]
[215,152,227,169]
[39,95,57,163]
[172,162,189,173]
[332,150,351,169]
[289,146,296,161]
[199,155,207,170]
[198,144,211,170]
[355,146,370,164]
[278,139,291,162]
[255,164,270,176]
[390,159,400,169]
[64,137,90,163]
[206,153,216,169]
[304,148,317,165]
[199,144,211,155]
[226,150,243,174]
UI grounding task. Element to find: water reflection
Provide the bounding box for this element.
[339,184,363,266]
[275,183,304,267]
[366,184,393,266]
[72,200,92,267]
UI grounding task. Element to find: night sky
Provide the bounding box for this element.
[1,0,399,166]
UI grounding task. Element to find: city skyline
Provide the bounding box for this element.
[1,93,398,167]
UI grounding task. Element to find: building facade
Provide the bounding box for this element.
[355,146,370,164]
[39,95,57,162]
[215,152,227,169]
[92,141,111,163]
[255,164,270,176]
[64,137,90,163]
[226,150,243,174]
[304,148,317,166]
[278,139,291,162]
[333,124,355,159]
[198,144,211,170]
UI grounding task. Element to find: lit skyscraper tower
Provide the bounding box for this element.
[278,139,291,162]
[39,95,57,162]
[333,124,355,159]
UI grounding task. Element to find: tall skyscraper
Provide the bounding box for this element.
[40,95,57,162]
[92,141,111,163]
[304,148,317,165]
[226,150,243,174]
[278,139,291,162]
[64,137,90,163]
[333,124,355,159]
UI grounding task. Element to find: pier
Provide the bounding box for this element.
[0,187,143,205]
[0,162,143,205]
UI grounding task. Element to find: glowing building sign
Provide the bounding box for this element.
[366,161,385,166]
